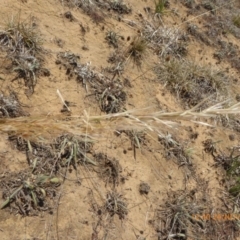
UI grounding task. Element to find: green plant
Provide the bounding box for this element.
[232,15,240,28]
[155,0,166,14]
[127,36,147,67]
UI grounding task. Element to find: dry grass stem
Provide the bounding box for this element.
[0,100,240,141]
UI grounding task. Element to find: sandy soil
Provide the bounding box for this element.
[0,0,240,239]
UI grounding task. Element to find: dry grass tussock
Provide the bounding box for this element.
[0,14,43,92]
[142,21,188,58]
[1,100,240,142]
[155,59,229,107]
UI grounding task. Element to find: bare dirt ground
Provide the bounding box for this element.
[1,0,240,239]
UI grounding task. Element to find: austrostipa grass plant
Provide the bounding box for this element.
[155,58,228,107]
[233,15,240,28]
[1,99,240,142]
[57,51,127,113]
[154,0,169,15]
[0,91,27,118]
[151,189,206,239]
[0,14,43,92]
[0,14,42,55]
[151,188,240,239]
[126,36,147,67]
[142,21,188,58]
[0,171,60,216]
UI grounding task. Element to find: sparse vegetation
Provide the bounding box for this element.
[127,36,147,67]
[117,129,146,159]
[2,0,240,239]
[155,59,229,107]
[154,0,169,15]
[104,191,128,219]
[214,40,240,72]
[0,15,44,92]
[57,51,127,113]
[108,0,132,14]
[105,30,120,48]
[143,23,188,58]
[0,91,27,118]
[0,171,60,215]
[150,189,240,239]
[95,153,122,187]
[233,15,240,28]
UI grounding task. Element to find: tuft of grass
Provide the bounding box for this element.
[0,91,27,118]
[143,22,188,58]
[109,0,132,14]
[0,171,60,215]
[0,14,42,55]
[104,191,128,220]
[127,36,147,67]
[95,153,122,187]
[117,129,146,160]
[151,190,206,239]
[57,52,127,113]
[155,0,168,14]
[155,59,229,107]
[105,30,120,48]
[0,14,43,92]
[232,15,240,28]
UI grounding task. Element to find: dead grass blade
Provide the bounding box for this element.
[0,100,240,141]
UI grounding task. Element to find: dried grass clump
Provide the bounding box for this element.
[105,30,120,48]
[158,133,192,167]
[76,62,125,114]
[150,189,239,239]
[204,141,240,197]
[218,114,240,133]
[155,59,229,107]
[0,92,27,118]
[0,15,43,92]
[58,51,127,113]
[61,0,131,15]
[151,190,205,239]
[61,0,107,24]
[187,23,212,46]
[108,0,132,14]
[0,171,60,215]
[52,134,96,168]
[0,16,42,55]
[95,153,122,187]
[214,40,240,72]
[104,191,128,219]
[116,129,146,159]
[143,23,188,58]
